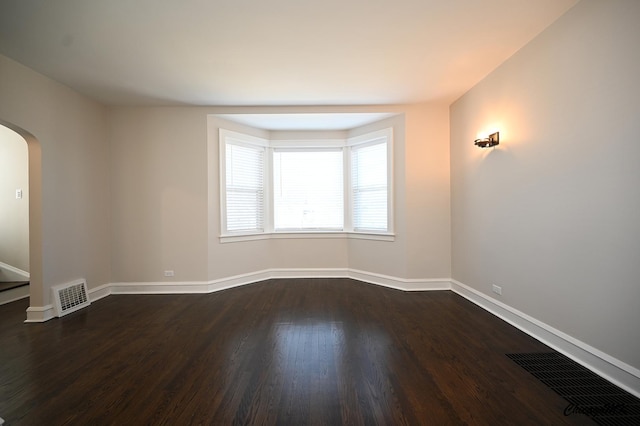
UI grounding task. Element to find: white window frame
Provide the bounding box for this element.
[219,128,394,243]
[347,128,394,236]
[219,129,269,237]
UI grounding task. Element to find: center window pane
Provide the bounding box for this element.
[273,150,344,230]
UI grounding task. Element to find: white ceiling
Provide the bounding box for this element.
[0,0,577,107]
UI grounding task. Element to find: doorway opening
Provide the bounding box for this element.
[0,120,42,317]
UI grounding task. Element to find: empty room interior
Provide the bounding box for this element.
[0,0,639,424]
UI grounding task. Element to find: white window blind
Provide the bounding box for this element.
[273,149,344,230]
[351,141,388,231]
[225,142,265,233]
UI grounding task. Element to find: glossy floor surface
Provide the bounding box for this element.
[0,278,594,425]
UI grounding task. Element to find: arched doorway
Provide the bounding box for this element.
[0,119,43,318]
[0,124,29,302]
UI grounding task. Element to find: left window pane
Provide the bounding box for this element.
[225,142,265,232]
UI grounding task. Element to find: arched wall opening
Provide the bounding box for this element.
[0,124,29,305]
[0,119,43,315]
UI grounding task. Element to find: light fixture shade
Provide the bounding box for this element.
[474,132,499,148]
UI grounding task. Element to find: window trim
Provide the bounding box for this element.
[219,129,269,237]
[347,128,394,234]
[219,128,394,243]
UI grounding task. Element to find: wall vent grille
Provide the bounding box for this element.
[507,352,640,425]
[52,280,90,317]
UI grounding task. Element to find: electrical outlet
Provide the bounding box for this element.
[492,284,502,295]
[164,270,174,277]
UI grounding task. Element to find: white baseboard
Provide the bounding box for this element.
[89,283,112,302]
[268,267,451,290]
[107,281,210,294]
[106,270,274,296]
[347,269,451,291]
[450,279,640,399]
[207,269,273,292]
[271,268,350,279]
[25,304,55,323]
[105,268,450,295]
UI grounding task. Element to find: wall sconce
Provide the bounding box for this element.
[474,132,499,148]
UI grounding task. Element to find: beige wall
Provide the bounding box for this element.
[450,0,640,370]
[0,54,111,306]
[404,104,451,279]
[0,53,451,307]
[109,105,451,283]
[346,105,451,279]
[109,108,209,282]
[0,124,29,273]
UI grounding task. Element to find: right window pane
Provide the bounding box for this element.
[351,141,388,231]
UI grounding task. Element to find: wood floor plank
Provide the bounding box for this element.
[0,278,595,425]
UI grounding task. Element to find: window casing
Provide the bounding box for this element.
[219,128,393,241]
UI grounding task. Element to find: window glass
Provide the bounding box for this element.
[273,150,344,230]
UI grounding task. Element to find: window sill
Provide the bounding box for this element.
[219,231,395,244]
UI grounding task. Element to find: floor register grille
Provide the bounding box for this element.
[506,352,640,425]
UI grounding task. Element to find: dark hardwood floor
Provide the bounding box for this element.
[0,278,594,425]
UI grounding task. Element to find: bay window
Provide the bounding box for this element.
[219,127,393,241]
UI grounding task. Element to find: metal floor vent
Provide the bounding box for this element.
[507,352,640,425]
[52,279,90,317]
